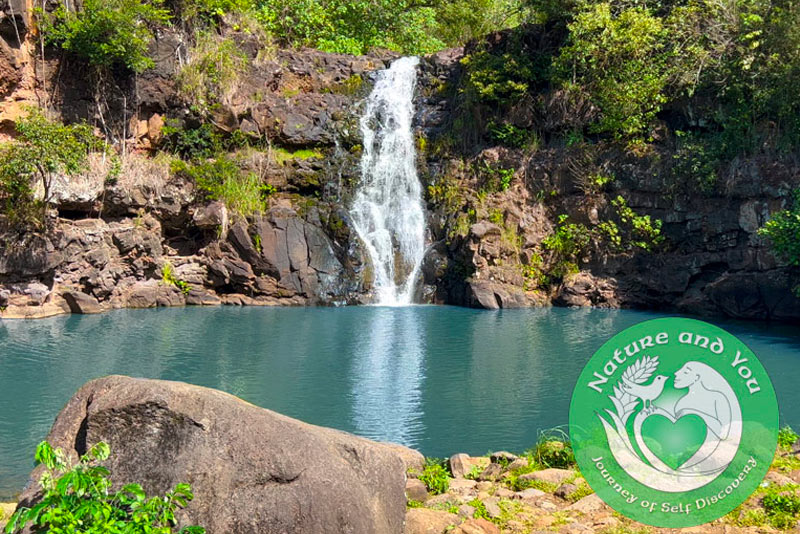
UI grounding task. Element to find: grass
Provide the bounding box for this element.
[566,483,595,502]
[271,147,325,165]
[500,428,576,493]
[177,32,248,113]
[779,426,799,451]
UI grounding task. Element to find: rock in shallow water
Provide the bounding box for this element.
[17,376,410,534]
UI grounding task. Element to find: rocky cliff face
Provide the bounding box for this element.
[414,42,800,322]
[0,8,397,317]
[0,8,797,321]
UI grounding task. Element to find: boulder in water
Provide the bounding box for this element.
[16,376,409,534]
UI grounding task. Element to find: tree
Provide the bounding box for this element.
[0,109,97,226]
[40,0,171,73]
[555,2,670,139]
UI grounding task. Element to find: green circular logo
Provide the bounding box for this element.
[570,317,778,527]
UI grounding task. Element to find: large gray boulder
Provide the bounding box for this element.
[17,376,409,534]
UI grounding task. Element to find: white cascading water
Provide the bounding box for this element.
[351,56,426,306]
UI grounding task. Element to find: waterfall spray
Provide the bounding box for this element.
[350,57,426,306]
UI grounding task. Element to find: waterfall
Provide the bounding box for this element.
[351,56,426,306]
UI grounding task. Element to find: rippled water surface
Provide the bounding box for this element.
[1,306,798,498]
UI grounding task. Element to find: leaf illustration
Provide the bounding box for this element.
[622,355,659,385]
[608,355,659,424]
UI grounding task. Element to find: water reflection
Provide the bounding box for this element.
[349,306,425,446]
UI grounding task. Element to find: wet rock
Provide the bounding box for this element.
[62,290,103,314]
[19,376,408,534]
[555,272,618,308]
[467,281,529,309]
[184,288,221,306]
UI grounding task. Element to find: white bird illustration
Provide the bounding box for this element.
[621,374,669,411]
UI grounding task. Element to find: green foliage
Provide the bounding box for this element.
[0,109,96,226]
[40,0,170,73]
[567,483,595,502]
[468,498,490,520]
[178,33,249,114]
[435,0,529,46]
[256,0,443,55]
[541,196,662,280]
[272,147,325,165]
[427,175,466,215]
[418,459,450,496]
[555,3,669,138]
[465,465,483,480]
[177,0,256,25]
[5,441,204,534]
[542,214,591,275]
[162,122,221,160]
[172,156,269,217]
[162,262,192,295]
[479,163,515,193]
[528,429,576,469]
[671,131,719,194]
[460,41,545,105]
[762,491,800,529]
[759,193,800,284]
[610,196,664,252]
[778,427,799,451]
[487,121,532,149]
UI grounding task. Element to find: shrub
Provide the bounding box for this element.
[763,491,800,529]
[778,426,799,451]
[542,214,592,274]
[554,3,669,139]
[468,498,490,520]
[40,0,171,73]
[528,429,575,469]
[759,192,800,284]
[0,109,97,226]
[5,441,204,534]
[487,121,532,149]
[177,33,249,114]
[418,459,450,495]
[161,122,224,160]
[172,156,269,217]
[162,262,192,295]
[256,0,444,55]
[175,0,255,25]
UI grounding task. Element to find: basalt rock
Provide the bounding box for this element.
[16,376,409,534]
